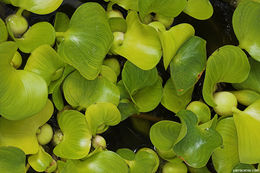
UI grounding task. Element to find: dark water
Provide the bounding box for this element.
[0,0,237,172]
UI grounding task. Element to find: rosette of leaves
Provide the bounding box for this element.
[57,2,113,80]
[121,61,163,112]
[0,41,48,120]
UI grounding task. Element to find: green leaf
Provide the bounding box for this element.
[58,3,113,80]
[161,79,193,113]
[183,0,213,20]
[100,65,118,83]
[54,12,70,32]
[130,148,159,173]
[0,41,48,120]
[122,61,163,112]
[16,22,56,53]
[233,0,260,61]
[202,45,250,107]
[54,110,92,159]
[0,146,26,173]
[112,11,162,70]
[107,0,138,10]
[10,0,63,14]
[103,58,121,77]
[0,100,53,154]
[173,110,223,168]
[186,101,211,124]
[233,99,260,163]
[212,117,239,173]
[25,45,64,85]
[150,120,181,152]
[158,23,195,69]
[170,36,206,95]
[231,90,260,106]
[163,161,187,173]
[85,102,121,135]
[233,57,260,93]
[0,18,8,42]
[109,17,127,33]
[28,147,56,172]
[63,71,120,109]
[116,148,135,161]
[118,99,139,121]
[232,163,256,173]
[138,0,187,21]
[62,151,129,173]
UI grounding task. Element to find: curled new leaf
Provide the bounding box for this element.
[10,0,63,14]
[170,36,207,95]
[0,100,53,154]
[0,41,48,120]
[0,146,26,173]
[233,0,260,61]
[174,110,223,168]
[202,45,250,107]
[85,102,121,135]
[112,12,162,70]
[58,3,113,80]
[0,18,8,42]
[184,0,213,20]
[54,110,92,159]
[63,71,120,109]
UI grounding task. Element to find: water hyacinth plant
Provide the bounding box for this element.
[0,0,260,172]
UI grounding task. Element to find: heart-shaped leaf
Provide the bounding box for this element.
[62,151,129,173]
[138,0,187,21]
[233,99,260,163]
[85,102,121,135]
[0,41,48,120]
[174,110,223,168]
[54,110,92,159]
[63,71,120,109]
[202,45,250,107]
[25,45,64,85]
[233,57,260,93]
[0,146,26,173]
[16,22,56,53]
[161,79,193,113]
[170,36,206,95]
[183,0,213,20]
[58,3,113,80]
[233,0,260,61]
[28,146,56,172]
[0,100,53,154]
[112,11,162,70]
[158,23,195,69]
[122,61,163,112]
[10,0,63,14]
[0,18,8,42]
[212,117,239,173]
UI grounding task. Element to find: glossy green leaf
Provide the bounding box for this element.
[122,61,163,112]
[116,148,135,161]
[109,17,127,33]
[0,146,26,173]
[186,101,211,124]
[103,58,121,77]
[25,45,64,85]
[63,71,120,109]
[100,65,117,83]
[231,90,260,106]
[150,120,181,152]
[138,0,187,21]
[161,79,193,113]
[158,23,195,69]
[28,147,56,172]
[184,0,213,20]
[54,110,92,159]
[233,57,260,93]
[0,18,8,42]
[112,11,162,70]
[233,99,260,163]
[170,36,206,95]
[130,148,159,173]
[15,22,55,53]
[0,100,53,154]
[62,151,129,173]
[163,161,187,173]
[58,3,113,80]
[10,0,62,14]
[173,110,223,168]
[0,41,48,120]
[233,0,260,61]
[54,12,70,32]
[202,45,250,107]
[85,102,121,135]
[212,117,239,173]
